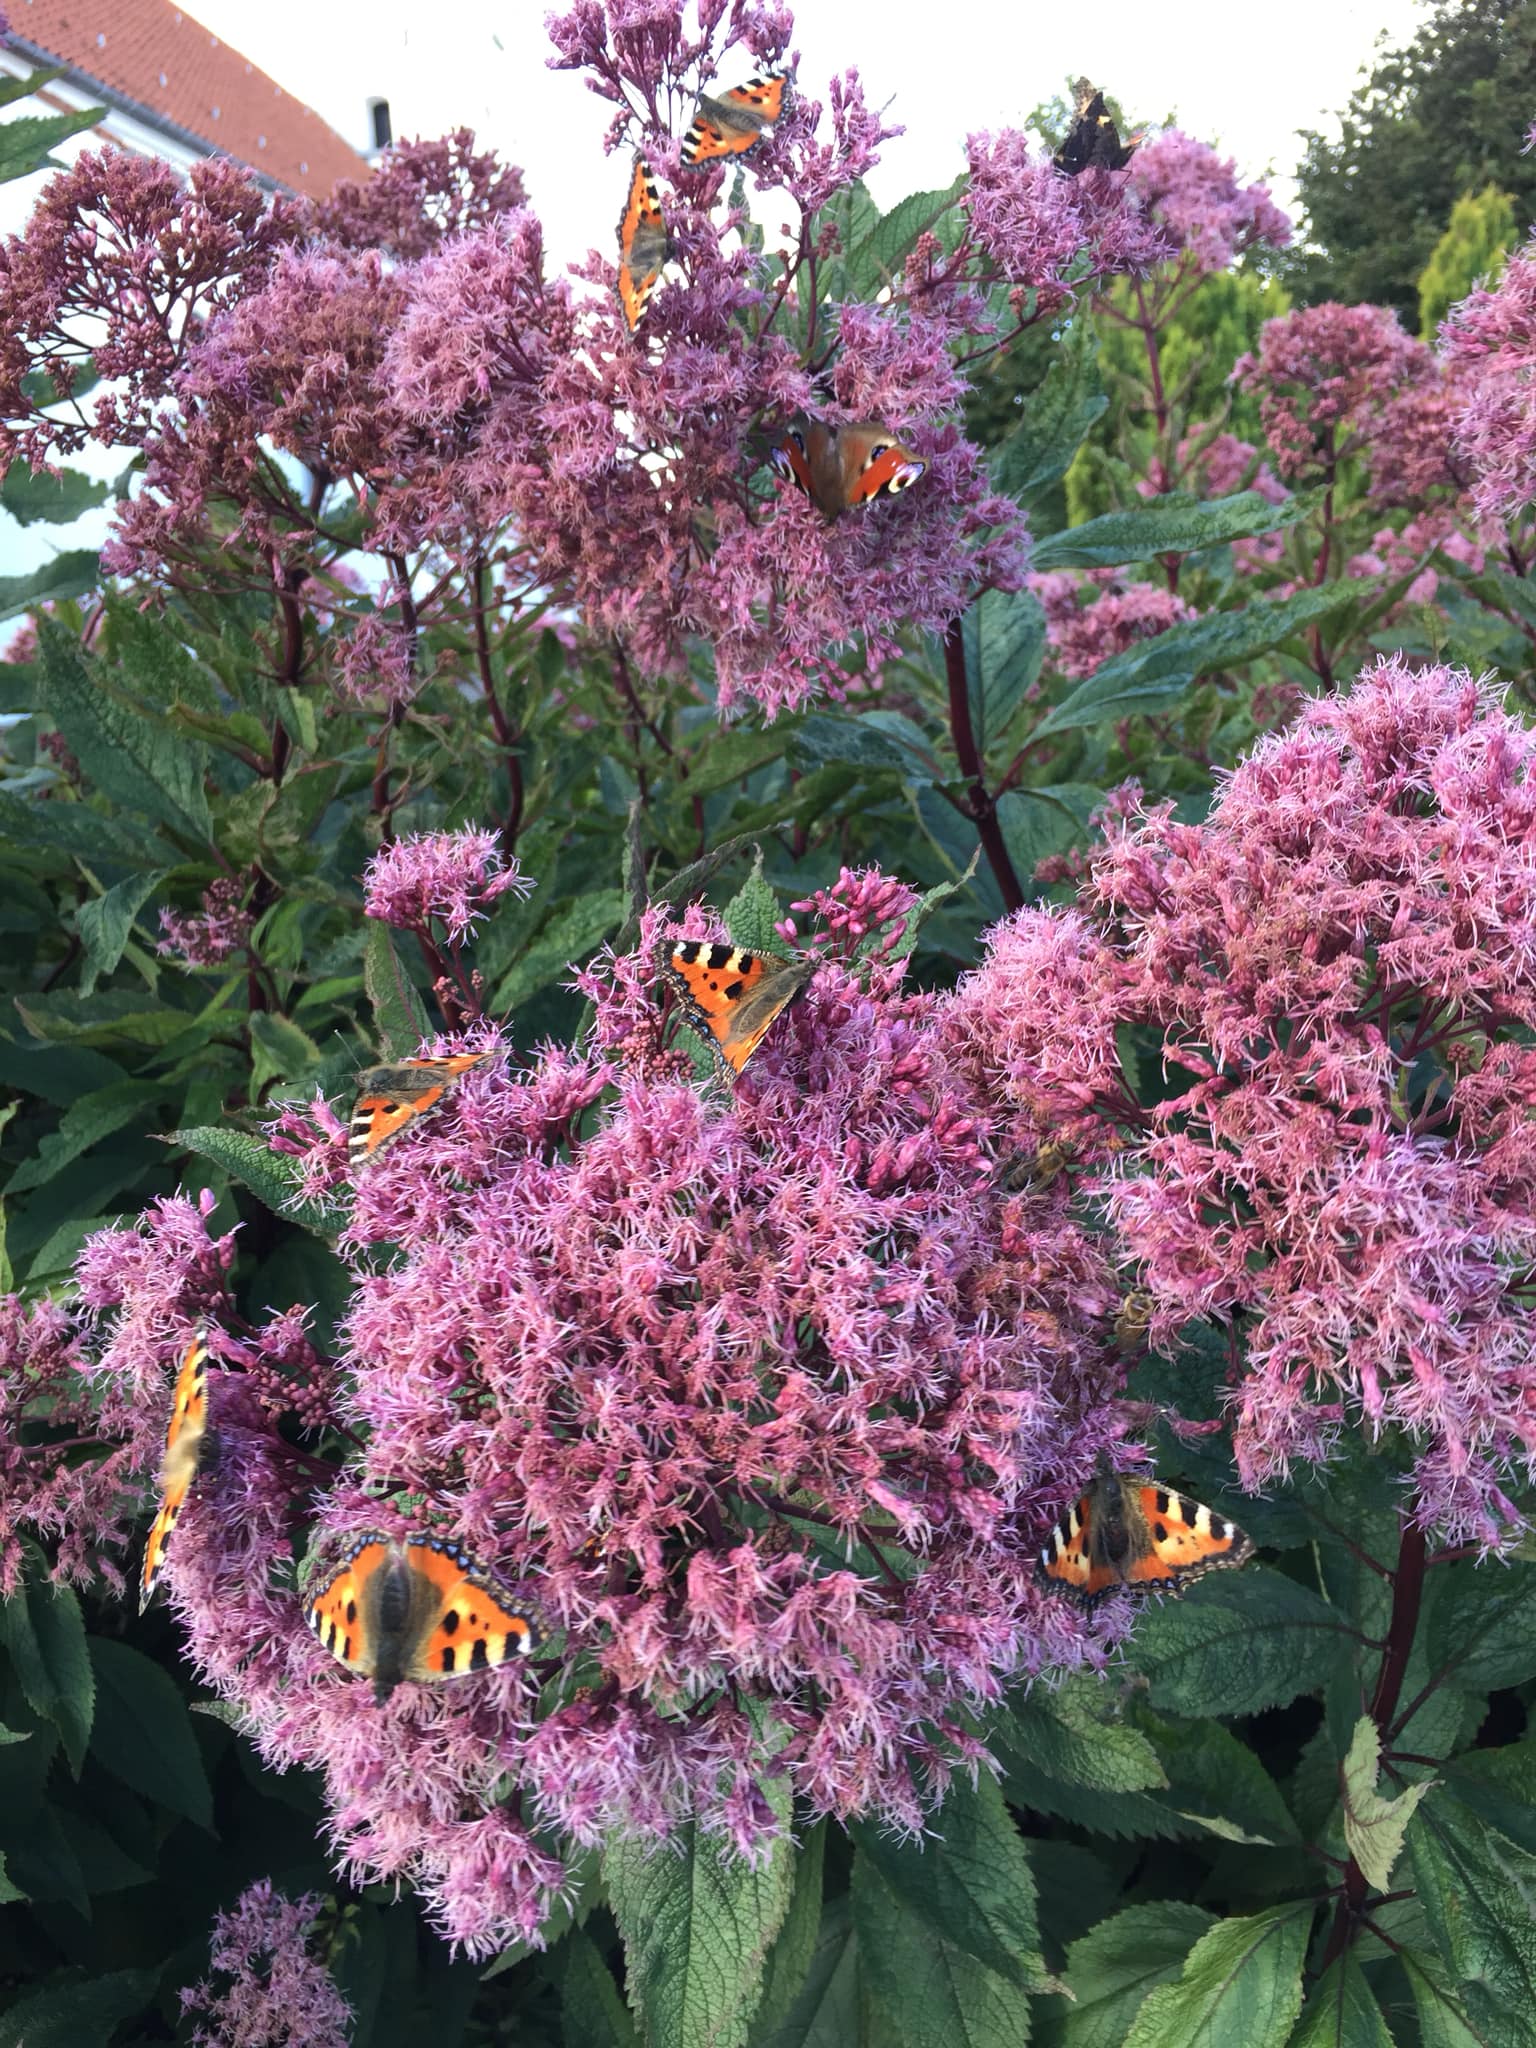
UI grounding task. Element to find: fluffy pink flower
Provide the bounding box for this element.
[1127,131,1291,275]
[181,1882,351,2048]
[1441,243,1536,523]
[361,828,532,943]
[1234,302,1434,484]
[962,658,1536,1546]
[157,876,252,967]
[41,870,1130,1954]
[312,128,528,260]
[965,129,1171,313]
[1027,571,1195,679]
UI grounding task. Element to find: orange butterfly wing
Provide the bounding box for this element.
[680,71,788,165]
[662,941,813,1077]
[1037,1488,1120,1599]
[348,1054,491,1167]
[769,427,815,499]
[1123,1485,1253,1591]
[140,1332,212,1611]
[839,427,928,510]
[306,1535,541,1704]
[616,153,669,332]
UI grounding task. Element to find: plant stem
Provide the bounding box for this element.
[942,616,1024,913]
[1316,1514,1429,1974]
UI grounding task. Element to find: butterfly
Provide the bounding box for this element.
[348,1053,492,1169]
[680,67,789,166]
[304,1534,542,1706]
[1037,1458,1253,1605]
[617,153,671,332]
[769,421,928,522]
[140,1330,213,1613]
[661,940,815,1078]
[1053,79,1136,175]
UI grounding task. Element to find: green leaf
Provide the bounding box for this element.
[1,462,109,525]
[1441,1742,1536,1857]
[851,1846,1034,2048]
[0,65,69,110]
[682,727,794,798]
[1400,1945,1500,2048]
[963,588,1047,753]
[0,788,165,866]
[0,1575,93,1774]
[5,1078,162,1194]
[1289,1956,1394,2048]
[993,319,1106,505]
[363,919,431,1056]
[1408,1792,1536,2038]
[0,104,104,184]
[995,785,1099,886]
[1129,1568,1354,1718]
[0,548,102,622]
[76,870,167,994]
[38,624,212,841]
[996,1677,1166,1797]
[852,1772,1050,1994]
[168,1124,343,1236]
[1423,1559,1536,1693]
[856,175,968,289]
[86,1637,214,1830]
[248,1010,323,1096]
[605,1817,796,2048]
[752,1895,859,2048]
[885,850,981,963]
[724,852,787,958]
[564,1926,641,2048]
[1030,491,1312,572]
[1120,1903,1310,2048]
[795,714,928,778]
[1136,1710,1301,1846]
[750,1825,827,2045]
[495,889,627,1010]
[1341,1715,1432,1889]
[1034,586,1351,738]
[0,1969,154,2048]
[1056,1902,1215,2048]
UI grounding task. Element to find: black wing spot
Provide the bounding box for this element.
[705,944,734,970]
[1153,1522,1168,1543]
[441,1610,461,1635]
[469,1637,491,1671]
[675,941,702,963]
[1153,1489,1171,1517]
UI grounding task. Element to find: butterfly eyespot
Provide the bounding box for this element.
[869,443,891,459]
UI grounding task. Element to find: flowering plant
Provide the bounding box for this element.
[0,4,1534,2044]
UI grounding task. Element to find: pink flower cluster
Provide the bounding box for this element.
[956,658,1536,1546]
[157,876,253,967]
[181,1881,351,2048]
[47,871,1128,1955]
[1441,243,1536,524]
[1234,302,1437,486]
[1027,570,1195,679]
[361,828,532,943]
[1127,130,1291,275]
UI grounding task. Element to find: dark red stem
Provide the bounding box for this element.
[942,616,1024,913]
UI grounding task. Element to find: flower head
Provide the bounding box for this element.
[1441,242,1536,522]
[181,1881,351,2048]
[361,828,532,944]
[158,876,252,967]
[1127,131,1290,275]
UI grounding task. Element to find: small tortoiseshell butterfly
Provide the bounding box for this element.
[1053,79,1136,176]
[1037,1458,1253,1605]
[770,421,927,521]
[617,153,670,332]
[662,940,814,1078]
[140,1330,212,1613]
[680,68,789,166]
[348,1054,492,1169]
[304,1534,541,1706]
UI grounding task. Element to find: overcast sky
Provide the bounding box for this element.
[185,0,1429,268]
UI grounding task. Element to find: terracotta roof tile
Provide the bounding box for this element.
[10,0,368,196]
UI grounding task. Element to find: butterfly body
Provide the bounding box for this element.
[770,421,927,521]
[348,1054,491,1168]
[140,1331,212,1612]
[1054,80,1135,175]
[662,940,814,1077]
[305,1534,540,1706]
[680,69,788,166]
[617,153,670,332]
[1038,1463,1252,1605]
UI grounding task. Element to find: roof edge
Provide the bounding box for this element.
[4,33,304,195]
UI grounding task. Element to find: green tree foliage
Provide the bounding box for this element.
[1417,182,1518,337]
[1289,0,1536,321]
